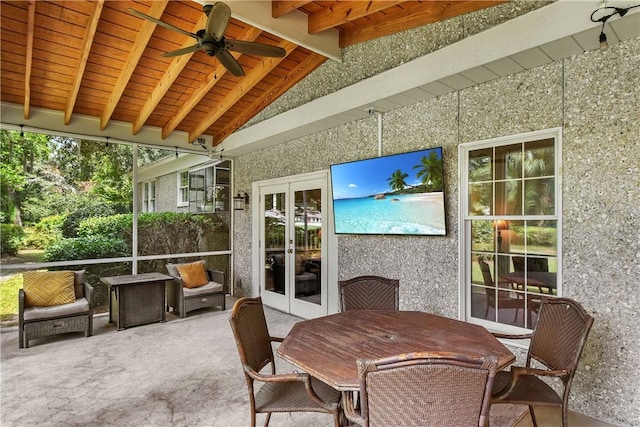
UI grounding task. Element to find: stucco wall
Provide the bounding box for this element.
[232,5,640,426]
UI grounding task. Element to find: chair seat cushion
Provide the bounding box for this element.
[183,281,223,297]
[23,271,76,307]
[23,297,90,321]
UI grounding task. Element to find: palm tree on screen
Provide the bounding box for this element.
[414,151,444,191]
[387,169,408,193]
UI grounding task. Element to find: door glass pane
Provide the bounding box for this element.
[293,188,322,305]
[264,192,286,295]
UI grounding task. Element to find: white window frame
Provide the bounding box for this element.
[142,180,156,213]
[458,128,562,334]
[177,170,189,207]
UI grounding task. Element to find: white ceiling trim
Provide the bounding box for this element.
[221,0,639,157]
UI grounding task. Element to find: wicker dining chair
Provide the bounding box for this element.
[491,297,594,427]
[343,351,498,427]
[228,297,342,427]
[338,275,399,311]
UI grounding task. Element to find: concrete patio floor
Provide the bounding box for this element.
[1,296,615,427]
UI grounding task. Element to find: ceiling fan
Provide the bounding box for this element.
[129,2,286,77]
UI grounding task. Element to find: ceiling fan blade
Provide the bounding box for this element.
[162,45,202,57]
[129,8,197,40]
[225,40,286,58]
[204,3,231,42]
[216,50,245,77]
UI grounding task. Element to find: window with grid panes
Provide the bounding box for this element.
[461,129,561,331]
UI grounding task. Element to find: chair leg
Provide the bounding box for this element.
[528,405,538,427]
[263,412,271,427]
[19,327,24,349]
[333,410,341,427]
[562,404,569,427]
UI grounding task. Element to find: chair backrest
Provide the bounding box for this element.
[512,256,549,272]
[338,275,399,311]
[357,352,497,427]
[528,297,594,383]
[228,297,275,374]
[478,257,494,286]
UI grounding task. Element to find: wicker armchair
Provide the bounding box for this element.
[165,261,226,318]
[491,297,594,427]
[343,351,498,427]
[338,275,399,311]
[228,297,342,427]
[19,270,93,349]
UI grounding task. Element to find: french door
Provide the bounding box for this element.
[255,174,328,318]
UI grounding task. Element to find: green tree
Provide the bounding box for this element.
[387,169,409,192]
[0,130,52,226]
[413,150,444,192]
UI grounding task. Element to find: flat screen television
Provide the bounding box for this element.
[330,147,446,236]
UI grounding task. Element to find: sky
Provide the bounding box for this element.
[330,148,442,200]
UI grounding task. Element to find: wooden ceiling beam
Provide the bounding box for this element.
[271,1,312,18]
[307,0,405,34]
[132,13,208,135]
[65,0,104,126]
[161,26,264,140]
[212,52,327,146]
[339,0,506,47]
[23,0,36,120]
[188,39,298,143]
[99,0,169,130]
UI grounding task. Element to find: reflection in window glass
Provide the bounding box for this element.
[464,132,560,330]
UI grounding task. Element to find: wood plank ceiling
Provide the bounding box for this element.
[1,0,504,148]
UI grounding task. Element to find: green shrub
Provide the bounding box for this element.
[527,226,555,247]
[23,214,66,249]
[78,214,131,239]
[0,224,25,256]
[61,204,120,238]
[44,236,129,261]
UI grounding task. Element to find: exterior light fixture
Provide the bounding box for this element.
[590,4,640,51]
[234,191,249,210]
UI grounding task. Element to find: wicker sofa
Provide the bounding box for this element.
[19,270,94,349]
[166,261,226,318]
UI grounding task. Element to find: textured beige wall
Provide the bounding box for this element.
[233,2,640,424]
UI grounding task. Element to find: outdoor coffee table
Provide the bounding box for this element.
[278,310,515,391]
[101,273,171,331]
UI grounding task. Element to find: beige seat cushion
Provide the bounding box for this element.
[183,281,224,297]
[23,271,76,307]
[23,297,90,321]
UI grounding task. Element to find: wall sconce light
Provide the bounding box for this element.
[234,191,249,211]
[590,4,640,51]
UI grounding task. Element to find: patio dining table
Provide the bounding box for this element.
[500,271,557,294]
[277,310,515,392]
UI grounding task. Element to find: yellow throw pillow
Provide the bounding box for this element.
[22,271,76,307]
[177,262,209,288]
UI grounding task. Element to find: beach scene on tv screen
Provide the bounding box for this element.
[331,148,446,235]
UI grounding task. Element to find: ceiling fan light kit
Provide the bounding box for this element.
[129,2,286,77]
